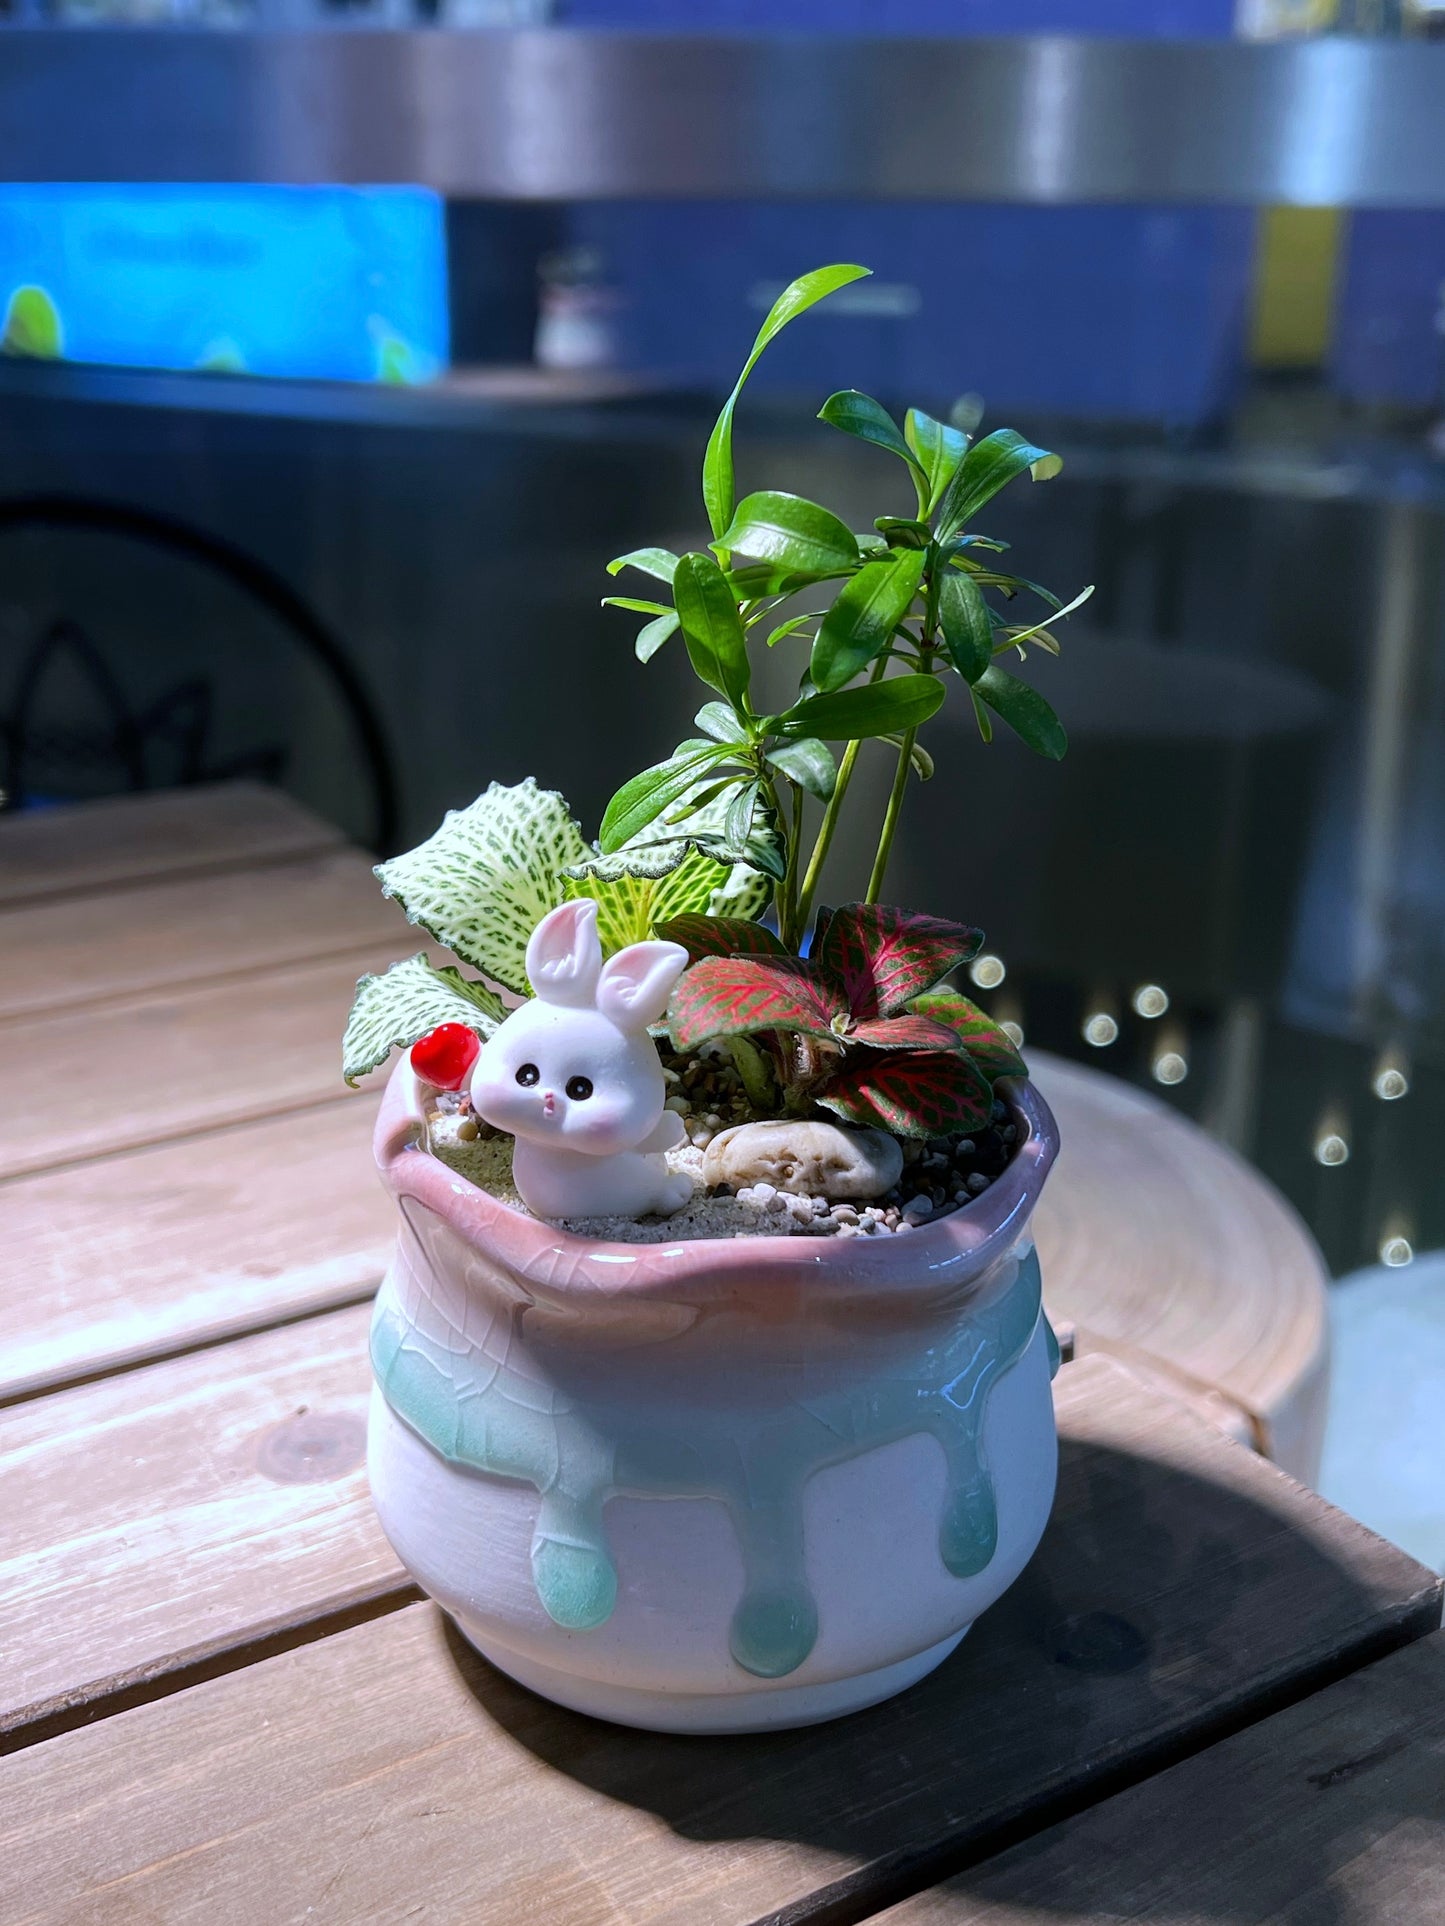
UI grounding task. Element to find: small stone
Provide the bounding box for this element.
[701,1120,904,1201]
[455,1118,480,1142]
[954,1138,977,1161]
[1000,1124,1018,1143]
[751,1181,777,1205]
[831,1204,860,1225]
[765,1192,787,1214]
[662,1067,681,1085]
[836,1221,861,1238]
[966,1172,991,1195]
[902,1196,933,1225]
[704,1113,723,1130]
[894,1219,915,1235]
[664,1096,691,1116]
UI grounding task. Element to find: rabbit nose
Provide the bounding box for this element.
[542,1090,557,1116]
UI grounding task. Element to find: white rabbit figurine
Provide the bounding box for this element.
[470,899,694,1221]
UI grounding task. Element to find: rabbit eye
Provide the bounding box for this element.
[515,1063,540,1087]
[565,1076,594,1102]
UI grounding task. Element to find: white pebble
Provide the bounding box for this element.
[665,1096,691,1115]
[894,1219,915,1235]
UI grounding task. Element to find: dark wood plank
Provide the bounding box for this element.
[0,1303,405,1743]
[0,849,402,1020]
[1,1360,1435,1924]
[0,940,411,1180]
[0,781,341,908]
[0,1098,392,1403]
[875,1631,1445,1924]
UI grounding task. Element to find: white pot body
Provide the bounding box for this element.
[367,1064,1061,1734]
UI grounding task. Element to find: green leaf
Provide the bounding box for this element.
[873,516,930,549]
[703,263,871,541]
[635,611,680,663]
[765,613,820,649]
[881,732,935,780]
[601,595,671,616]
[607,546,678,585]
[994,582,1094,652]
[765,735,838,800]
[776,672,947,742]
[909,991,1029,1081]
[938,569,995,683]
[599,740,736,852]
[721,491,860,578]
[817,390,927,492]
[695,700,750,744]
[342,952,505,1087]
[374,779,588,994]
[810,548,926,694]
[727,561,838,599]
[974,663,1068,759]
[573,776,772,906]
[673,551,750,706]
[935,428,1063,542]
[904,407,970,514]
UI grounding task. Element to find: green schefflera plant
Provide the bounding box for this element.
[344,259,1087,1146]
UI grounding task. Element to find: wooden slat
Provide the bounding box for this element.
[1030,1051,1330,1481]
[875,1632,1445,1924]
[0,849,403,1021]
[1,1360,1435,1924]
[0,940,411,1181]
[0,1302,404,1742]
[0,782,341,908]
[0,1098,392,1403]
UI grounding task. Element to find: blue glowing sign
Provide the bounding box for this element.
[0,184,449,384]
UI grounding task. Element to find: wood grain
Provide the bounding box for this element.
[0,1099,392,1403]
[0,849,404,1020]
[1,1360,1434,1925]
[0,941,413,1181]
[0,1302,404,1742]
[1030,1051,1331,1482]
[875,1631,1445,1924]
[0,782,340,908]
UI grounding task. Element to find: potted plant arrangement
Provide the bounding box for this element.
[345,263,1091,1734]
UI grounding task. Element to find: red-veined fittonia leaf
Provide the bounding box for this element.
[655,914,790,965]
[669,956,845,1053]
[908,991,1028,1081]
[849,1012,964,1053]
[817,1048,992,1138]
[813,903,984,1019]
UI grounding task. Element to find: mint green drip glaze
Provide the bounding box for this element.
[372,1244,1042,1676]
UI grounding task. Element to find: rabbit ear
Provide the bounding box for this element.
[597,940,689,1034]
[527,900,603,1008]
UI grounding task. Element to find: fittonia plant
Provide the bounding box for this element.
[343,261,1089,1141]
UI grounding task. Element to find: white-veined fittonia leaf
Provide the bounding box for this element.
[342,952,505,1086]
[374,779,589,995]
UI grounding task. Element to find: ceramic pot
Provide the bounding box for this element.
[367,1061,1062,1734]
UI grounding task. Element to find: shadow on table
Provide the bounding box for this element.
[437,1423,1440,1923]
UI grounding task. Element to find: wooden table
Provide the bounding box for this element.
[1,783,1439,1924]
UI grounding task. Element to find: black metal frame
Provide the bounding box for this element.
[0,494,399,853]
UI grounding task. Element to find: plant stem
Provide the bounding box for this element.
[725,1035,776,1111]
[780,776,804,951]
[865,724,915,903]
[794,646,896,936]
[795,738,860,939]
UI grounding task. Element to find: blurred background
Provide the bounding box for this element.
[0,3,1442,1539]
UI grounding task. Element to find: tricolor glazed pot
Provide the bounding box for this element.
[366,1061,1062,1734]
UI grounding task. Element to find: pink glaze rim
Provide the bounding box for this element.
[374,1058,1059,1305]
